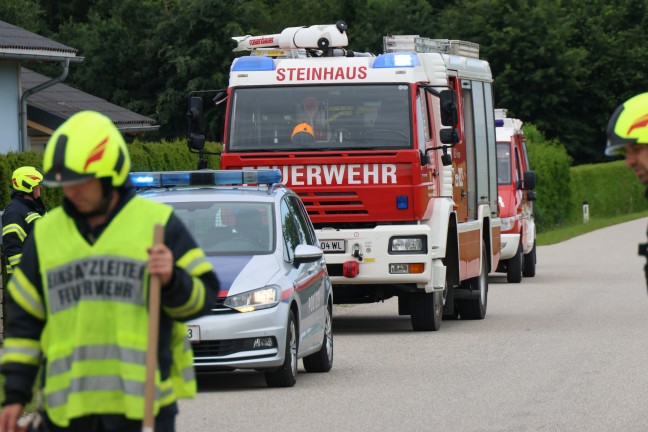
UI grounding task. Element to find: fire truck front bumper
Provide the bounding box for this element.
[318,226,446,293]
[500,233,521,260]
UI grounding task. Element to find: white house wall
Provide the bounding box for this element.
[0,62,20,153]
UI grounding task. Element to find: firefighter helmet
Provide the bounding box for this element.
[291,122,315,145]
[11,166,43,193]
[43,111,131,187]
[605,92,648,156]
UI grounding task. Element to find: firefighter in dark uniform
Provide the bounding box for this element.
[1,166,46,277]
[0,111,219,432]
[605,92,648,288]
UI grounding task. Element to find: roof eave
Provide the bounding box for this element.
[0,50,83,62]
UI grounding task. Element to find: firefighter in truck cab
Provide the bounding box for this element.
[605,92,648,288]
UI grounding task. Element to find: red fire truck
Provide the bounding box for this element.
[187,22,501,331]
[494,108,537,283]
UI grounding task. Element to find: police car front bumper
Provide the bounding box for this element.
[187,302,290,371]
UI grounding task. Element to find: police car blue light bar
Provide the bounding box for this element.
[130,169,282,188]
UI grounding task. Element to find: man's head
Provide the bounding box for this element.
[606,93,648,184]
[42,110,131,214]
[11,166,43,199]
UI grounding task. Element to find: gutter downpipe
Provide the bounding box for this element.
[19,58,70,152]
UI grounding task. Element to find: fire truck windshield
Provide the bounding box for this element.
[227,84,412,152]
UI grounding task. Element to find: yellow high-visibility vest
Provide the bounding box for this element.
[34,196,197,427]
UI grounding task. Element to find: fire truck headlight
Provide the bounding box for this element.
[389,236,426,254]
[501,216,516,232]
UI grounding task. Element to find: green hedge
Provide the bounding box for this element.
[0,140,221,210]
[568,161,648,222]
[524,124,573,231]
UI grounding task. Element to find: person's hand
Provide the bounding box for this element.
[147,244,174,287]
[0,403,28,432]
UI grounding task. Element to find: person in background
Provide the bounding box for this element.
[1,166,46,276]
[0,110,219,432]
[291,122,315,145]
[605,92,648,287]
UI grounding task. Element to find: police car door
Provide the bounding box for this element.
[280,195,327,351]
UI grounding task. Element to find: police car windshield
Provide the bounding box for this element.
[228,84,412,152]
[169,201,274,256]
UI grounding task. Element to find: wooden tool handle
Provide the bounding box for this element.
[143,224,164,432]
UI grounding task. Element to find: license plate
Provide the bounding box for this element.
[187,325,200,342]
[320,240,345,253]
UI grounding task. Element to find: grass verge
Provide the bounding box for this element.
[537,211,648,246]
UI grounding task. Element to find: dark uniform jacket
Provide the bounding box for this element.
[1,186,219,427]
[1,192,46,273]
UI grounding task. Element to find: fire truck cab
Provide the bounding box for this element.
[188,22,501,331]
[494,109,537,282]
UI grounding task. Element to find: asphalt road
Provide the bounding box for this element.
[178,218,648,432]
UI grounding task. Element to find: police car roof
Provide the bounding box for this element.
[138,185,285,203]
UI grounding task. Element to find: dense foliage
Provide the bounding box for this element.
[2,0,646,164]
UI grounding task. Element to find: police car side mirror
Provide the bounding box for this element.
[293,244,324,267]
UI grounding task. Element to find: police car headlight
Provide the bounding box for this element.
[224,286,280,313]
[501,216,516,232]
[389,236,426,254]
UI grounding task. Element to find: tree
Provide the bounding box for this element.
[0,0,47,34]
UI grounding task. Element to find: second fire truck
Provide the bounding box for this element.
[188,22,501,331]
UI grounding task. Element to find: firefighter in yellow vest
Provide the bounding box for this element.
[606,92,648,288]
[0,111,219,432]
[1,166,47,276]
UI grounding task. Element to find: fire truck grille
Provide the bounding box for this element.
[298,192,368,216]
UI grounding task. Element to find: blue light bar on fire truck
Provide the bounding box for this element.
[372,52,420,68]
[129,169,282,188]
[231,56,275,71]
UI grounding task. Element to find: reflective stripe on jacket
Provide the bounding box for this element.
[2,195,45,274]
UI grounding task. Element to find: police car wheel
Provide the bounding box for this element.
[303,301,333,373]
[265,310,298,387]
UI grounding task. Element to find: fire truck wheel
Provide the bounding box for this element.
[523,242,537,277]
[457,245,488,320]
[506,243,523,283]
[303,300,333,373]
[265,310,298,387]
[410,289,443,331]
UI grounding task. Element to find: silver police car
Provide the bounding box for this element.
[132,169,333,387]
